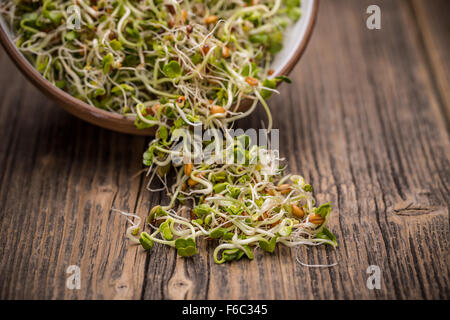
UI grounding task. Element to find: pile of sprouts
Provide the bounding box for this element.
[2,0,337,264]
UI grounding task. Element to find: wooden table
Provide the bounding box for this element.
[0,0,448,300]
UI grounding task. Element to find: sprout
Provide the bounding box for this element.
[2,1,338,265]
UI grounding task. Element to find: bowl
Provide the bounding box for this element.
[0,0,318,135]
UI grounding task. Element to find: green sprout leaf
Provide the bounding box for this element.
[147,205,167,223]
[259,236,278,253]
[111,84,135,94]
[102,53,114,74]
[139,232,154,250]
[193,204,211,218]
[210,227,227,239]
[278,226,292,237]
[47,11,63,25]
[242,245,254,260]
[315,202,332,218]
[192,219,203,226]
[261,79,277,100]
[20,12,40,33]
[242,62,260,77]
[249,33,268,45]
[178,246,198,257]
[110,39,123,51]
[213,182,229,193]
[191,52,203,65]
[274,75,292,83]
[223,248,239,261]
[204,215,212,226]
[175,238,197,257]
[223,232,234,240]
[159,220,173,240]
[316,227,338,246]
[163,61,182,78]
[267,31,283,54]
[55,80,66,89]
[287,7,302,21]
[64,31,78,41]
[227,187,241,199]
[157,126,169,141]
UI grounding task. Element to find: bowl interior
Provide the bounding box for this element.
[0,0,317,135]
[271,0,315,74]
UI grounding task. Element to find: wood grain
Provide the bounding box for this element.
[411,0,450,125]
[0,0,449,300]
[0,51,149,299]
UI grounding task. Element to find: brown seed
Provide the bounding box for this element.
[181,183,188,192]
[264,188,275,196]
[109,31,117,40]
[187,178,198,187]
[223,221,233,228]
[153,104,161,113]
[222,46,230,58]
[204,15,218,25]
[187,172,205,187]
[291,205,305,219]
[210,105,226,116]
[245,0,260,6]
[258,211,270,221]
[166,4,176,15]
[309,214,325,225]
[184,163,193,176]
[270,219,281,228]
[245,76,259,87]
[277,184,292,195]
[267,69,275,76]
[181,10,188,23]
[79,45,86,56]
[186,25,193,33]
[200,44,210,55]
[176,95,186,106]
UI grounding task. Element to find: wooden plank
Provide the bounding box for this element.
[140,0,450,300]
[0,51,149,299]
[411,0,450,125]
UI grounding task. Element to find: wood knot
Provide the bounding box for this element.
[172,280,190,290]
[390,191,446,218]
[115,283,128,292]
[167,261,193,299]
